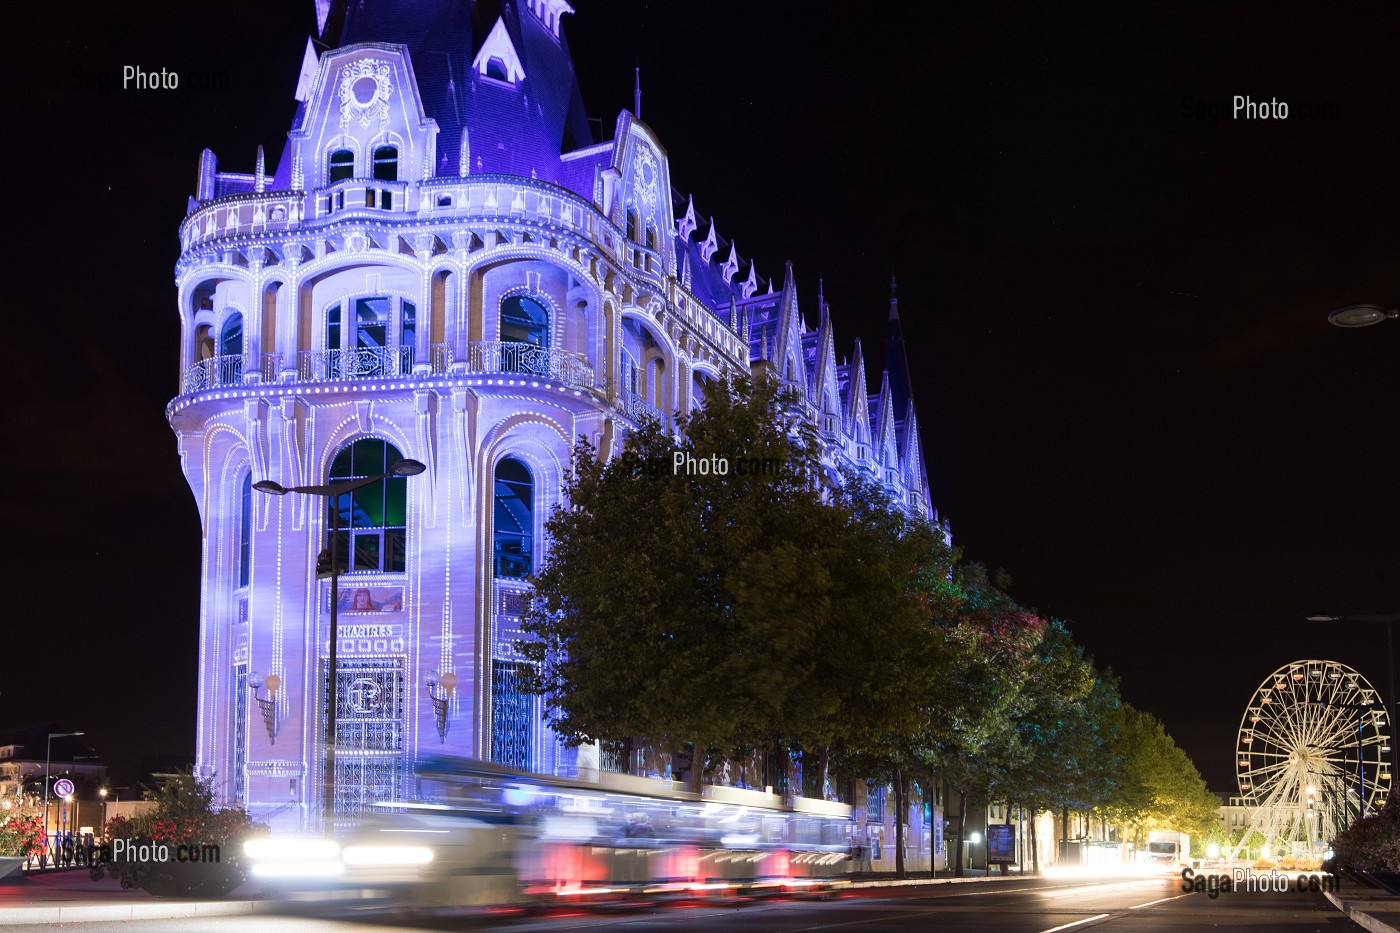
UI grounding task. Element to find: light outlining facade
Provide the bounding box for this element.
[169,0,943,833]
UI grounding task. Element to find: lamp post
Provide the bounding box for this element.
[254,458,425,836]
[1308,613,1398,780]
[1326,303,1398,328]
[98,788,107,831]
[42,732,83,845]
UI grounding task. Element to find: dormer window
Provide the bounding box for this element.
[328,149,354,183]
[472,17,527,85]
[372,146,398,181]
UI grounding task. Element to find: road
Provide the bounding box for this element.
[10,873,1364,931]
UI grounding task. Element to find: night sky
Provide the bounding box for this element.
[10,1,1397,793]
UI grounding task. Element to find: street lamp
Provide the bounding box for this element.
[254,458,425,836]
[1308,613,1398,779]
[43,732,83,844]
[1327,303,1398,328]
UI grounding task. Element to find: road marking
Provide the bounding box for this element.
[1036,915,1111,933]
[1129,892,1196,909]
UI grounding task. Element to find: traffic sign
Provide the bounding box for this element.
[53,778,75,797]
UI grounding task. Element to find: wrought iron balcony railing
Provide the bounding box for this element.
[296,346,414,382]
[182,354,246,393]
[433,341,594,391]
[623,388,662,423]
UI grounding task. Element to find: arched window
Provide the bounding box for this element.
[625,207,639,242]
[220,313,243,357]
[238,473,252,588]
[493,458,533,578]
[328,148,355,182]
[500,295,549,348]
[372,146,398,181]
[327,439,411,573]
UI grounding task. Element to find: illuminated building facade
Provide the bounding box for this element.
[168,0,939,832]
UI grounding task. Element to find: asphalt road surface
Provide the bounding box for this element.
[15,873,1363,931]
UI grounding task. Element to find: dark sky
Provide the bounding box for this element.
[10,1,1397,791]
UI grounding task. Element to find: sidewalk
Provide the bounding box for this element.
[1326,887,1400,933]
[0,868,276,926]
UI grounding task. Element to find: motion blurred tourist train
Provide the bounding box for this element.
[244,759,855,904]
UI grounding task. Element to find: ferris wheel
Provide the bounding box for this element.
[1230,660,1392,859]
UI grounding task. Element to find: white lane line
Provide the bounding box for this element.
[1037,915,1110,933]
[1128,892,1196,909]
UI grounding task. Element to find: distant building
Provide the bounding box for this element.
[169,0,940,833]
[0,725,107,799]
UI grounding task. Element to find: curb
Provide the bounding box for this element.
[0,898,279,926]
[1325,890,1400,933]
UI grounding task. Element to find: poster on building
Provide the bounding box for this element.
[987,823,1016,864]
[934,815,944,856]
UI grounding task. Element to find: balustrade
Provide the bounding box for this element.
[296,346,414,382]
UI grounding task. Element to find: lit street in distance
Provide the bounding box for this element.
[9,873,1361,931]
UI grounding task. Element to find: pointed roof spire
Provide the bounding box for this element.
[884,271,915,428]
[720,241,739,283]
[634,65,642,120]
[699,219,719,263]
[818,277,829,324]
[741,261,758,299]
[676,195,697,240]
[254,145,266,193]
[294,37,320,102]
[459,128,471,177]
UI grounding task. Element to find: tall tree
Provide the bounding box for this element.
[521,377,861,789]
[1099,704,1220,846]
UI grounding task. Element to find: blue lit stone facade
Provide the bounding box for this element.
[168,0,940,833]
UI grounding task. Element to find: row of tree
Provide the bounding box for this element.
[520,377,1217,874]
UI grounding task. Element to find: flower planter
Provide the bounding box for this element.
[0,856,26,880]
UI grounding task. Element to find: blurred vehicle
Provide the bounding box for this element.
[244,757,853,907]
[1145,830,1191,868]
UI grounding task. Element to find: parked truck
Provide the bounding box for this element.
[1145,830,1191,867]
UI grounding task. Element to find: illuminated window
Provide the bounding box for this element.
[327,439,410,573]
[328,149,354,182]
[500,295,549,347]
[220,312,243,357]
[493,458,533,578]
[401,301,416,350]
[371,146,398,181]
[326,298,396,350]
[238,473,252,587]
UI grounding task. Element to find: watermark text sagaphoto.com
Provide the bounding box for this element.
[1180,866,1339,898]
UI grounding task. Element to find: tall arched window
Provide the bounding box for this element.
[238,473,252,588]
[500,295,549,348]
[220,313,243,357]
[493,458,533,578]
[327,439,411,573]
[372,146,398,181]
[328,148,355,182]
[625,206,639,242]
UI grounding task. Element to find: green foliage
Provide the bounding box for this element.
[989,621,1121,814]
[1098,704,1219,841]
[521,377,842,776]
